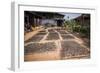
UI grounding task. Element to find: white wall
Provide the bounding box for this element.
[41,19,57,26]
[0,0,100,73]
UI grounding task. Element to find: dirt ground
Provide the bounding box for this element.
[24,27,90,61]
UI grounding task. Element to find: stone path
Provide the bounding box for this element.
[24,27,90,61]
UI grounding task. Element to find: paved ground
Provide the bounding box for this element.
[24,27,90,61]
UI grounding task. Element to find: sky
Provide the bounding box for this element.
[60,13,82,21]
[41,13,82,25]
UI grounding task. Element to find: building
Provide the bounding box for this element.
[73,14,90,26]
[24,11,65,33]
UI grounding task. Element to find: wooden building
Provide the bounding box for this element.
[73,14,90,26]
[24,11,64,32]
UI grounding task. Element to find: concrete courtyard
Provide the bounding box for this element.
[24,27,90,61]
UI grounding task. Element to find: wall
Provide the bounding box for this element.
[0,0,100,73]
[41,19,57,26]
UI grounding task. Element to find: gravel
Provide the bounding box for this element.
[57,30,68,34]
[36,32,47,36]
[39,30,46,33]
[25,30,47,43]
[60,41,90,59]
[24,42,56,55]
[46,32,59,40]
[61,34,75,40]
[25,34,44,43]
[48,29,55,33]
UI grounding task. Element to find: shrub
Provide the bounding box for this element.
[80,26,90,38]
[64,20,90,38]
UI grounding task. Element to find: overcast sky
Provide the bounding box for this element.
[60,13,82,21]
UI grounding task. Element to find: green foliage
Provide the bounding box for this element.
[73,25,81,32]
[80,26,90,38]
[64,20,90,38]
